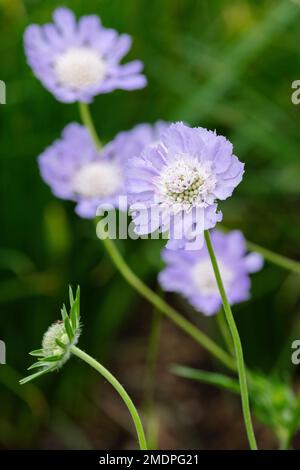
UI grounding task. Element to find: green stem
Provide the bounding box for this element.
[79,102,235,372]
[216,309,235,356]
[71,345,147,450]
[100,231,235,372]
[79,102,102,149]
[204,230,257,450]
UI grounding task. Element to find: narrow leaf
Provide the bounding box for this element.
[64,317,73,341]
[61,304,68,321]
[29,349,44,357]
[69,285,74,307]
[20,366,55,385]
[76,286,80,318]
[27,362,48,371]
[55,338,66,349]
[40,354,62,362]
[170,365,240,394]
[70,301,77,330]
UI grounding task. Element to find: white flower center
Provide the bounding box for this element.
[191,259,234,296]
[156,154,217,212]
[54,47,107,90]
[72,161,123,198]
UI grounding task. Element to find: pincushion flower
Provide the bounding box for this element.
[20,287,81,384]
[127,122,244,250]
[39,121,168,218]
[159,230,263,315]
[24,7,146,103]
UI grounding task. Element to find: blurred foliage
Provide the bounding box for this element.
[171,365,300,448]
[0,0,300,449]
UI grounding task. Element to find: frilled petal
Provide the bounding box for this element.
[204,205,223,229]
[127,122,243,250]
[77,15,102,43]
[221,230,246,258]
[108,34,132,62]
[24,7,146,103]
[159,229,263,315]
[244,252,264,273]
[161,122,205,156]
[53,8,76,37]
[38,122,166,219]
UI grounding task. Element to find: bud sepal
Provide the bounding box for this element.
[20,286,81,384]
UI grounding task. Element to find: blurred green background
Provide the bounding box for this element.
[1,0,300,449]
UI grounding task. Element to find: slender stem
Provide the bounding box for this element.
[204,230,257,450]
[79,102,235,371]
[79,102,102,149]
[100,231,235,372]
[71,345,147,450]
[216,309,235,356]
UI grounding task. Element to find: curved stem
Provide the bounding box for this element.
[216,309,235,356]
[99,230,235,372]
[204,230,257,450]
[79,102,102,149]
[71,345,147,450]
[78,102,235,372]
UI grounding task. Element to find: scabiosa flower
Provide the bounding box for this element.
[39,121,168,218]
[127,122,244,250]
[159,230,263,315]
[24,7,146,103]
[20,287,81,384]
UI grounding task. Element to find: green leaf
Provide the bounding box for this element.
[64,317,73,341]
[27,362,48,371]
[69,285,74,307]
[29,349,44,357]
[170,364,240,394]
[61,304,68,321]
[20,366,55,385]
[40,354,62,363]
[76,286,80,318]
[70,299,77,330]
[55,338,66,349]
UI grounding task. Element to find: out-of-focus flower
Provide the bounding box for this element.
[159,230,263,315]
[127,122,244,250]
[39,122,168,218]
[20,287,81,384]
[24,7,146,103]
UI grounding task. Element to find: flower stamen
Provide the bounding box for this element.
[54,47,107,90]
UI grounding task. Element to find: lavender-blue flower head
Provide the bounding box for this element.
[127,122,244,250]
[159,230,263,315]
[39,121,168,218]
[24,7,147,103]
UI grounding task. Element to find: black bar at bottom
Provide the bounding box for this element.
[0,450,298,467]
